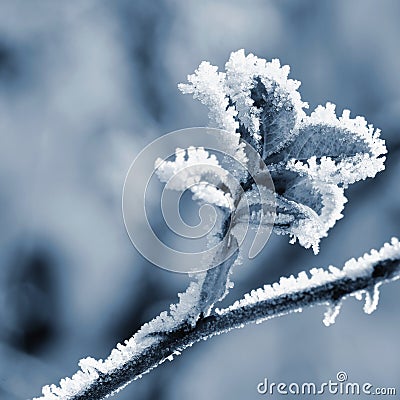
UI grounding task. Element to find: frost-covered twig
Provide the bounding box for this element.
[34,238,400,400]
[34,50,391,400]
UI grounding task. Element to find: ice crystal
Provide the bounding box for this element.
[363,283,382,314]
[323,302,342,326]
[180,50,387,253]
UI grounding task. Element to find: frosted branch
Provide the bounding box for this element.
[33,238,400,400]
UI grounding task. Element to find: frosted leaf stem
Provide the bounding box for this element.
[33,238,400,400]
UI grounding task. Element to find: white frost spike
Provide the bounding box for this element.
[363,283,382,314]
[323,302,342,326]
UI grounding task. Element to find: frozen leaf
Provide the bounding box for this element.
[224,49,307,158]
[178,62,246,163]
[155,146,233,209]
[244,169,347,253]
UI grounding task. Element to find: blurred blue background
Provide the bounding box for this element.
[0,1,399,399]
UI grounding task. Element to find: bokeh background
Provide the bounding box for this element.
[0,1,399,399]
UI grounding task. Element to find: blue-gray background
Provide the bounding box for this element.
[0,1,399,399]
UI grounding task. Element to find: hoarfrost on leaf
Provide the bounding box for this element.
[180,50,387,253]
[178,62,246,164]
[155,146,234,209]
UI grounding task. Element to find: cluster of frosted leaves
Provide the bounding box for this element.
[217,238,400,327]
[155,146,234,209]
[180,50,387,253]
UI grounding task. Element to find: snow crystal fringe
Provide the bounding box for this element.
[33,238,400,400]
